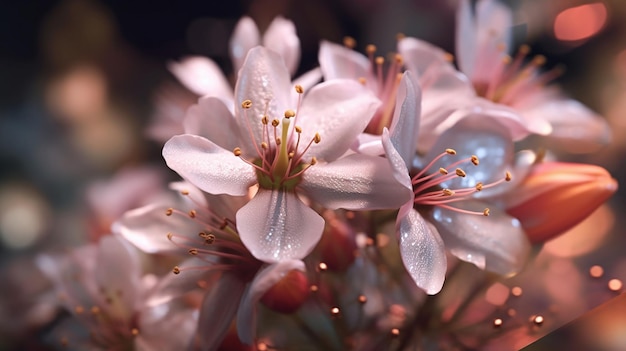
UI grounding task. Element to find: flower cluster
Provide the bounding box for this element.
[35,1,618,350]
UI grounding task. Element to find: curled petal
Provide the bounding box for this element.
[298,79,381,161]
[389,71,421,168]
[237,260,306,344]
[163,135,257,196]
[168,56,232,99]
[193,273,247,351]
[431,201,531,276]
[229,17,261,74]
[301,154,411,210]
[236,189,324,263]
[381,128,413,191]
[183,97,239,151]
[398,207,447,295]
[234,47,292,152]
[263,16,301,76]
[506,162,617,243]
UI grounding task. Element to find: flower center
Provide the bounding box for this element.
[233,85,320,191]
[473,45,563,106]
[344,37,404,135]
[412,148,511,216]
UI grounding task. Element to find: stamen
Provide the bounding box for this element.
[343,36,356,49]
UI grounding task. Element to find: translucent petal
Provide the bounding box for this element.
[431,201,531,276]
[237,260,305,344]
[319,40,372,84]
[301,154,411,210]
[399,207,447,295]
[168,56,232,99]
[163,135,257,196]
[236,189,324,263]
[263,16,301,76]
[381,129,413,191]
[297,79,381,162]
[397,37,451,78]
[183,96,240,151]
[389,71,421,168]
[229,17,260,74]
[455,0,477,79]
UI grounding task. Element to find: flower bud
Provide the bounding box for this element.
[260,269,309,313]
[505,162,617,244]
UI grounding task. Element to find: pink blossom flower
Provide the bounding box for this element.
[382,74,532,294]
[398,0,610,153]
[114,181,309,349]
[37,235,197,350]
[162,46,410,263]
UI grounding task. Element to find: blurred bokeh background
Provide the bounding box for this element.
[1,0,625,350]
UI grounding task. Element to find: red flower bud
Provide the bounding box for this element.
[260,269,309,313]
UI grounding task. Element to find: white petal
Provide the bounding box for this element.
[301,154,411,210]
[455,0,477,79]
[398,37,451,78]
[319,40,372,84]
[229,17,260,74]
[236,189,324,263]
[237,260,305,344]
[163,135,257,196]
[298,79,381,162]
[389,71,421,167]
[113,203,204,254]
[168,181,208,209]
[194,273,247,351]
[183,97,240,151]
[353,132,384,156]
[234,47,292,153]
[381,129,413,190]
[263,16,301,76]
[168,56,232,99]
[473,0,513,83]
[398,207,447,295]
[136,305,197,351]
[292,67,322,92]
[431,201,531,276]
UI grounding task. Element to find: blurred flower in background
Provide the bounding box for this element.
[0,0,625,350]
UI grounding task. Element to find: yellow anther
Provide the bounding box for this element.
[455,168,466,177]
[314,133,321,143]
[496,42,507,52]
[295,85,304,94]
[396,32,406,41]
[188,248,198,255]
[167,232,173,240]
[471,155,479,166]
[275,137,282,146]
[444,52,454,62]
[131,328,139,336]
[180,190,189,195]
[188,210,197,218]
[475,182,483,191]
[172,266,181,274]
[519,44,531,55]
[502,55,512,64]
[375,56,385,65]
[284,109,296,118]
[165,208,173,216]
[271,119,280,127]
[366,44,377,55]
[505,171,512,181]
[343,36,356,49]
[439,168,448,175]
[358,77,367,85]
[75,306,84,314]
[205,233,216,244]
[483,208,490,216]
[261,142,268,149]
[288,151,295,159]
[241,100,252,109]
[445,148,457,155]
[295,126,302,133]
[261,115,269,124]
[442,189,455,196]
[310,157,317,165]
[233,147,242,156]
[394,53,403,64]
[90,306,100,314]
[533,55,546,66]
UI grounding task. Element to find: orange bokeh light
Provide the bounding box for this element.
[554,2,607,42]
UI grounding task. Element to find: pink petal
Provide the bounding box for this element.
[229,17,260,74]
[113,203,204,254]
[292,67,322,92]
[168,56,232,99]
[455,0,477,79]
[381,128,413,190]
[145,258,218,307]
[194,272,247,351]
[298,79,381,162]
[234,47,292,153]
[318,40,372,86]
[472,0,513,83]
[262,16,301,76]
[183,96,240,151]
[398,37,451,78]
[94,235,142,319]
[398,207,447,295]
[237,260,306,344]
[236,189,324,263]
[136,306,197,351]
[169,181,208,209]
[431,201,531,276]
[163,134,257,196]
[353,132,384,156]
[301,154,411,210]
[389,71,421,167]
